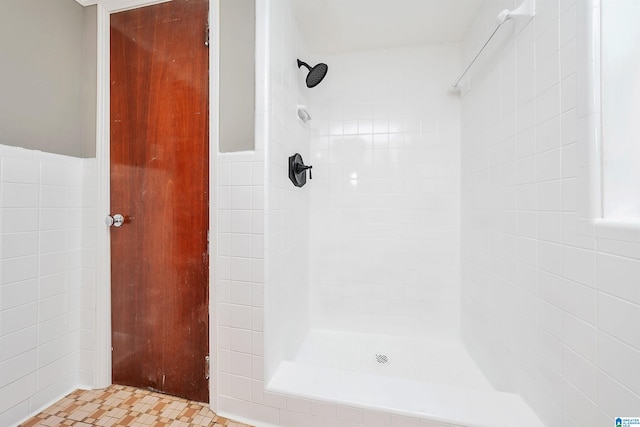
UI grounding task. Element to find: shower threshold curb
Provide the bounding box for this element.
[267,361,544,427]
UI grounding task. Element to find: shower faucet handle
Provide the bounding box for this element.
[289,153,312,187]
[295,163,312,179]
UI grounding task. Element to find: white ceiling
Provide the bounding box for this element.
[290,0,485,54]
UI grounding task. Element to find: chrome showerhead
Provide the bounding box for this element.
[297,59,328,88]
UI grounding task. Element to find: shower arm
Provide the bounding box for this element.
[297,59,311,71]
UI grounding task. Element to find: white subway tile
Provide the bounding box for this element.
[229,257,251,283]
[597,253,640,305]
[39,208,69,231]
[40,162,69,187]
[38,293,68,322]
[229,304,251,330]
[0,400,29,427]
[1,255,38,286]
[562,379,598,427]
[536,51,560,96]
[562,246,595,287]
[561,73,577,112]
[230,351,252,377]
[0,326,36,363]
[388,414,421,427]
[2,209,38,233]
[563,279,596,324]
[537,116,562,153]
[39,186,70,208]
[561,108,577,145]
[2,183,38,208]
[537,300,563,342]
[537,180,563,211]
[229,327,251,354]
[537,212,562,243]
[286,395,311,414]
[598,293,640,350]
[536,17,560,64]
[230,234,252,258]
[536,149,562,182]
[0,349,36,387]
[536,84,561,125]
[597,370,640,420]
[561,38,577,81]
[230,281,251,306]
[231,162,253,186]
[598,331,640,397]
[38,315,68,345]
[249,403,280,425]
[38,273,67,300]
[337,405,363,424]
[563,345,597,402]
[313,416,349,427]
[363,409,391,427]
[0,372,35,413]
[36,356,68,391]
[39,251,69,277]
[538,241,562,276]
[1,158,38,184]
[276,407,315,427]
[560,2,577,46]
[563,313,596,363]
[0,278,37,314]
[231,186,252,210]
[231,211,252,234]
[2,233,37,260]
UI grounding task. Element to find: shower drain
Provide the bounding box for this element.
[375,354,389,364]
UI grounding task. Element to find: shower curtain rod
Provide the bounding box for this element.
[451,0,536,89]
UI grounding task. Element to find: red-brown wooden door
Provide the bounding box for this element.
[109,0,209,403]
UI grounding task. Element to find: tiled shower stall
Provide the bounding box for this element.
[219,0,640,426]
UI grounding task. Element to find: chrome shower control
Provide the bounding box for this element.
[105,214,125,227]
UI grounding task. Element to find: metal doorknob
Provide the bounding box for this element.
[105,214,125,227]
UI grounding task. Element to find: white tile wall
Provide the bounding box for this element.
[215,1,464,426]
[307,45,461,338]
[461,0,640,425]
[262,0,311,382]
[0,145,96,427]
[217,149,268,421]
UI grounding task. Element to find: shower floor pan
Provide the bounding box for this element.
[267,330,543,427]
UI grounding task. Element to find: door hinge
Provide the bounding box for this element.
[204,20,210,47]
[205,355,210,380]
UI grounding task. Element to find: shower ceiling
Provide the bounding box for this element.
[290,0,485,53]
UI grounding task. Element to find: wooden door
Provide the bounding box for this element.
[109,0,209,403]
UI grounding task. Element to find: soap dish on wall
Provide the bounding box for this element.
[297,105,312,123]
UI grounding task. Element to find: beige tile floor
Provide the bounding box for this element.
[20,385,252,427]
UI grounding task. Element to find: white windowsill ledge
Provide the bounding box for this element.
[594,219,640,243]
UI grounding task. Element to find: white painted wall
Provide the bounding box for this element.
[219,0,256,153]
[0,145,96,427]
[0,0,96,158]
[460,0,640,425]
[308,46,461,338]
